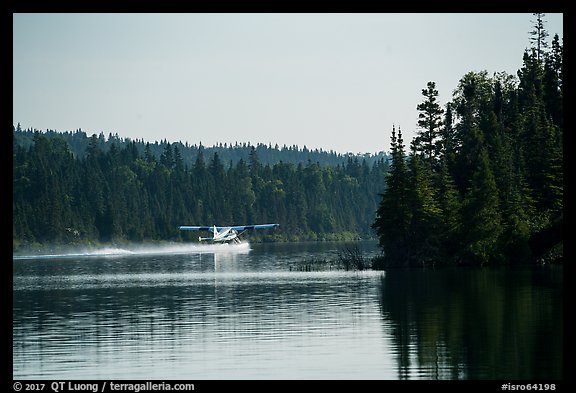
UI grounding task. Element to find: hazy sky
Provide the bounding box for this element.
[13,13,563,154]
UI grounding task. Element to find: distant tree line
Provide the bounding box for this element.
[13,128,387,169]
[373,22,563,267]
[13,129,389,250]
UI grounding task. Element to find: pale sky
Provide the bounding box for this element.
[13,13,563,154]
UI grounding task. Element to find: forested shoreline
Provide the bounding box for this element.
[13,129,389,252]
[373,24,563,267]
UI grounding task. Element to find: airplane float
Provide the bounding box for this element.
[178,224,279,244]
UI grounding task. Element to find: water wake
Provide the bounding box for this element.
[13,242,251,260]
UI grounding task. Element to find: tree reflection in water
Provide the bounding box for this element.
[378,266,563,380]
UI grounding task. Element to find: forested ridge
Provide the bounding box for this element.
[13,128,389,250]
[373,17,563,267]
[13,128,387,168]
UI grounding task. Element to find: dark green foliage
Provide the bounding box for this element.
[13,128,388,169]
[459,148,502,265]
[13,129,390,250]
[415,81,444,163]
[434,159,462,264]
[405,143,442,265]
[372,126,412,266]
[373,23,563,267]
[530,13,549,62]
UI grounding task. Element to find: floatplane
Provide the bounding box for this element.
[178,224,279,244]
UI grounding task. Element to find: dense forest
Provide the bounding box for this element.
[373,16,563,267]
[13,128,389,251]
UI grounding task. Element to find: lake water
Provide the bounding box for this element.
[13,241,563,380]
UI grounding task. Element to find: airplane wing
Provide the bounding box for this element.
[178,226,214,231]
[178,224,279,231]
[228,224,279,231]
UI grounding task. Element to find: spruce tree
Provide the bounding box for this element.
[529,13,549,63]
[452,72,491,194]
[438,102,457,171]
[435,159,462,264]
[543,34,563,129]
[415,81,444,164]
[459,148,502,265]
[372,126,411,266]
[406,140,441,265]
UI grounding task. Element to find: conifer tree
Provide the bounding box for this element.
[438,102,457,170]
[415,81,444,164]
[435,159,462,264]
[459,148,502,265]
[543,34,563,129]
[372,126,411,265]
[530,13,549,63]
[452,71,492,194]
[406,140,441,265]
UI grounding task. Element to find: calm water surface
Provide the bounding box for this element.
[13,241,563,380]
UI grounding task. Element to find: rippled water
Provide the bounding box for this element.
[13,242,563,380]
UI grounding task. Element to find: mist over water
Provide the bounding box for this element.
[12,241,251,260]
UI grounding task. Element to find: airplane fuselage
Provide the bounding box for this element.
[199,227,241,243]
[179,224,278,243]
